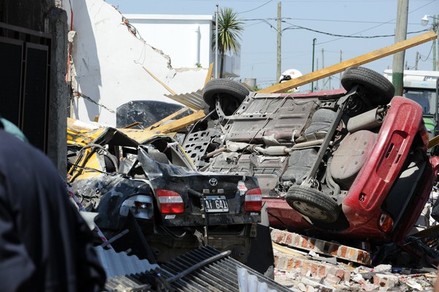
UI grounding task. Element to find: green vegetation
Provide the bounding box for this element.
[215,7,243,78]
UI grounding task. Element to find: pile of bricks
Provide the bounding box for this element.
[271,228,437,291]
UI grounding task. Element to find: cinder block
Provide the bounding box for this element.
[271,229,371,265]
[373,273,399,289]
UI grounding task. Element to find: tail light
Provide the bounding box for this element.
[244,187,262,212]
[156,189,184,214]
[378,212,394,233]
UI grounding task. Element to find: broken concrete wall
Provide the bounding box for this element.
[63,0,208,126]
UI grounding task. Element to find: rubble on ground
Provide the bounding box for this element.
[272,227,438,291]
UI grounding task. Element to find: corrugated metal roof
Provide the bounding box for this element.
[104,246,293,291]
[165,90,206,111]
[95,246,159,278]
[160,246,292,292]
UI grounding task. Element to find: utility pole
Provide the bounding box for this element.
[415,51,419,70]
[311,38,316,92]
[214,4,219,79]
[316,58,319,90]
[434,15,438,71]
[339,50,343,88]
[276,1,282,81]
[421,14,438,70]
[392,0,408,96]
[321,48,325,89]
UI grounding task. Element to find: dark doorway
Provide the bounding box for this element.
[0,22,51,152]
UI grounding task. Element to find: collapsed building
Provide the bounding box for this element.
[2,0,439,290]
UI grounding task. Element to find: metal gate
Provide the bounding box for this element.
[0,22,51,152]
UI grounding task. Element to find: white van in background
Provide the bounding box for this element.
[383,69,439,136]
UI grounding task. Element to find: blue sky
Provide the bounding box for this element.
[106,0,438,89]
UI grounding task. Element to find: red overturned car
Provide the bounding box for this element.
[183,67,439,248]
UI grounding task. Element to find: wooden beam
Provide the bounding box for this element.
[258,31,437,93]
[146,107,192,130]
[149,110,206,134]
[205,63,214,85]
[142,66,177,95]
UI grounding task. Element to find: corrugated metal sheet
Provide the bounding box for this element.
[95,246,159,278]
[165,90,206,111]
[105,246,292,292]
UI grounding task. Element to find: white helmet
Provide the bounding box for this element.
[279,69,303,83]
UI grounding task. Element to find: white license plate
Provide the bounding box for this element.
[204,195,229,213]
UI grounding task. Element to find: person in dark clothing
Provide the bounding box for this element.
[0,125,106,291]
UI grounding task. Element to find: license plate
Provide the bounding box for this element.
[204,195,229,213]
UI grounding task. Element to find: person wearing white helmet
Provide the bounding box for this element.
[279,69,303,92]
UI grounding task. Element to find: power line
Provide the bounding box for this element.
[237,0,275,14]
[419,41,435,61]
[283,17,432,27]
[287,17,396,25]
[290,0,436,45]
[243,18,278,31]
[244,18,429,40]
[281,22,429,39]
[241,0,436,43]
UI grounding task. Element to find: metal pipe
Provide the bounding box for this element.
[215,4,219,79]
[167,250,231,283]
[311,38,316,92]
[346,106,386,132]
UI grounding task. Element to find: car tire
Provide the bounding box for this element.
[341,67,395,106]
[203,79,249,116]
[285,186,340,223]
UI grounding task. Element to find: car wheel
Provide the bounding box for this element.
[341,67,395,106]
[203,79,249,116]
[285,186,340,223]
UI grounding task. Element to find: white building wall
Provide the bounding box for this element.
[62,0,208,126]
[223,52,241,77]
[126,14,241,78]
[126,14,214,69]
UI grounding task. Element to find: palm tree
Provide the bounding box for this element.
[214,7,244,78]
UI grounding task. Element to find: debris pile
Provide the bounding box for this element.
[272,228,438,291]
[275,263,437,291]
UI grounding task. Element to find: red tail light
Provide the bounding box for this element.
[156,189,184,214]
[244,188,262,212]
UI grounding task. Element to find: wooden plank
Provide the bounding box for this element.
[205,63,214,85]
[148,109,206,134]
[146,107,191,130]
[142,66,177,95]
[258,31,437,93]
